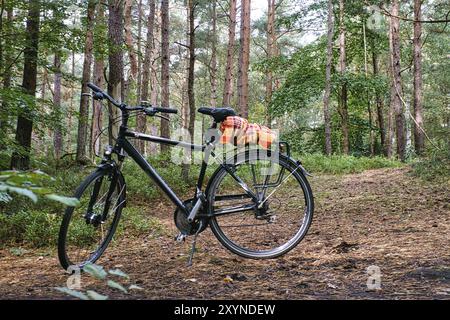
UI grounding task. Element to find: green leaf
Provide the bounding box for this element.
[86,290,108,300]
[55,287,89,300]
[83,263,107,280]
[109,269,129,279]
[107,280,128,293]
[45,194,80,206]
[0,185,38,203]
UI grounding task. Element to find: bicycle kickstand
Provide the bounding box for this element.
[187,221,204,267]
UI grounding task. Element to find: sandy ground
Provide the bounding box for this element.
[0,167,449,300]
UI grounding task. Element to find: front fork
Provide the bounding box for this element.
[85,145,123,226]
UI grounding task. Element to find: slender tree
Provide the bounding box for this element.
[371,44,387,156]
[265,0,276,127]
[53,53,63,159]
[389,0,406,161]
[413,0,424,155]
[338,0,349,155]
[160,0,170,150]
[209,1,217,108]
[137,0,156,154]
[10,0,40,170]
[323,0,334,156]
[124,0,138,101]
[89,1,106,159]
[222,0,237,107]
[107,0,124,145]
[237,0,251,118]
[76,0,96,164]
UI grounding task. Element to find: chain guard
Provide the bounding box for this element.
[174,199,208,235]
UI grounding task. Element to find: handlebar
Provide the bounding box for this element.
[87,82,178,115]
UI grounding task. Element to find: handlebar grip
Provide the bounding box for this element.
[87,82,103,93]
[154,107,178,114]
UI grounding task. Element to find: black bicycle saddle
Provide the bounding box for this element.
[197,107,236,122]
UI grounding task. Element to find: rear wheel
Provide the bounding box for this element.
[207,150,314,259]
[58,168,125,270]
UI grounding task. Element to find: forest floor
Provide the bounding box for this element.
[0,167,449,300]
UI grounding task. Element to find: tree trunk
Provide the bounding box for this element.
[265,0,276,127]
[89,2,106,159]
[137,0,156,154]
[363,23,375,156]
[209,1,217,108]
[413,0,424,155]
[53,53,63,159]
[187,0,196,145]
[0,5,13,154]
[107,0,124,146]
[222,0,236,107]
[124,0,138,102]
[237,0,251,118]
[137,0,143,103]
[160,0,170,151]
[10,0,40,170]
[338,0,349,155]
[372,47,387,156]
[389,0,406,161]
[323,0,334,156]
[76,0,96,164]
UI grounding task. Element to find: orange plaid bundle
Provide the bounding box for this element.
[219,116,277,149]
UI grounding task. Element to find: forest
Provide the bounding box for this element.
[0,0,449,300]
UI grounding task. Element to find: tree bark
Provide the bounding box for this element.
[209,1,217,108]
[222,0,236,107]
[265,0,276,127]
[237,0,251,118]
[187,0,196,145]
[107,0,124,146]
[10,0,40,170]
[338,0,349,155]
[0,4,13,154]
[371,46,387,156]
[53,53,63,159]
[136,0,156,154]
[413,0,424,155]
[124,0,138,102]
[389,0,406,161]
[160,0,170,151]
[323,0,334,156]
[76,0,96,164]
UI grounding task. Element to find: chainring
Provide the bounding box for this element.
[174,198,208,235]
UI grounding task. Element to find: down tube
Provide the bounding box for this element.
[121,138,188,214]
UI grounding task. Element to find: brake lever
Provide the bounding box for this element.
[155,114,170,122]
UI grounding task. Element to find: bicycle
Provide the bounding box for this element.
[58,83,314,270]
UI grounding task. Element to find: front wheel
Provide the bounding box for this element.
[207,150,314,259]
[58,167,125,270]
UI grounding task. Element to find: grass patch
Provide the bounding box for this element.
[299,154,404,175]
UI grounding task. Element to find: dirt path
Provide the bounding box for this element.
[1,167,449,300]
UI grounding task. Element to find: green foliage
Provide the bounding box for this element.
[411,147,450,183]
[0,170,79,206]
[56,263,141,300]
[300,154,404,175]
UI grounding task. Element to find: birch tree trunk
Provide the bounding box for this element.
[53,53,63,159]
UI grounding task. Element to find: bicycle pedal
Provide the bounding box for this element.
[175,233,187,242]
